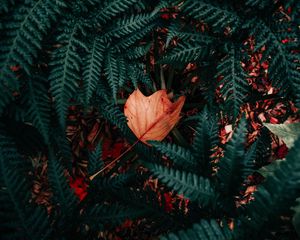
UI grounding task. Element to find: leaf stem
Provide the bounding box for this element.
[89,139,140,181]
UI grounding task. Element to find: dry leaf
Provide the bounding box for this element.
[124,89,185,144]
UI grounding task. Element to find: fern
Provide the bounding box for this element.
[250,18,300,102]
[147,163,217,207]
[24,75,50,144]
[99,102,131,136]
[192,108,219,175]
[104,50,120,100]
[217,46,249,119]
[47,149,78,213]
[160,219,233,240]
[124,43,151,60]
[96,0,138,24]
[107,14,157,38]
[0,133,51,240]
[82,36,106,106]
[113,21,157,51]
[181,0,241,33]
[237,137,300,237]
[160,41,211,64]
[217,118,249,196]
[88,142,103,176]
[149,140,197,170]
[0,0,65,87]
[49,18,87,128]
[83,203,147,230]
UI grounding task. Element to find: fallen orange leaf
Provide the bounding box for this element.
[124,89,185,144]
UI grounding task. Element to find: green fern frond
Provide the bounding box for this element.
[149,140,197,170]
[237,137,300,236]
[0,0,65,87]
[24,76,50,144]
[147,163,217,207]
[49,19,87,128]
[99,102,130,136]
[192,108,219,175]
[107,14,157,38]
[47,149,78,212]
[160,219,233,240]
[166,21,217,47]
[160,41,211,64]
[113,22,157,51]
[96,0,138,24]
[124,43,151,60]
[181,0,241,33]
[217,46,249,119]
[83,203,147,230]
[250,18,299,101]
[94,173,133,192]
[88,142,103,176]
[104,50,120,100]
[217,118,248,195]
[0,133,51,240]
[82,36,106,106]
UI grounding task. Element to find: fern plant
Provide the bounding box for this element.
[0,0,300,239]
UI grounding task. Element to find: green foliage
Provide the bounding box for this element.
[0,0,65,89]
[217,46,249,119]
[0,0,300,239]
[149,140,196,170]
[82,36,106,106]
[146,163,216,207]
[47,150,78,212]
[88,142,104,176]
[24,75,51,144]
[0,132,51,240]
[236,137,300,237]
[49,18,88,128]
[217,118,251,196]
[160,219,233,240]
[192,108,219,175]
[181,0,241,33]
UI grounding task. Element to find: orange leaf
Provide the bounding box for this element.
[124,89,185,144]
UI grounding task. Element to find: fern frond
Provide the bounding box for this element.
[181,0,241,33]
[83,203,147,230]
[96,0,138,24]
[0,0,65,86]
[237,137,300,236]
[192,108,219,175]
[217,46,249,119]
[250,18,300,102]
[104,50,120,100]
[113,22,157,51]
[149,140,197,170]
[147,163,216,207]
[24,76,50,144]
[160,41,210,64]
[82,36,106,106]
[88,142,103,176]
[47,149,78,212]
[124,43,151,60]
[160,219,233,240]
[166,21,217,47]
[99,102,130,136]
[107,14,157,38]
[49,19,87,128]
[217,118,248,195]
[0,133,51,240]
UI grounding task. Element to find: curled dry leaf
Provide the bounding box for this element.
[124,89,185,144]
